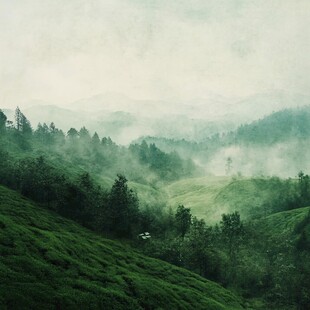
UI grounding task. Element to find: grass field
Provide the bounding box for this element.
[164,176,231,222]
[255,206,310,236]
[164,176,288,223]
[0,185,244,310]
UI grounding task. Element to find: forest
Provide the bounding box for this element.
[0,107,310,309]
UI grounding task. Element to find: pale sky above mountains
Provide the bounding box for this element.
[1,0,309,108]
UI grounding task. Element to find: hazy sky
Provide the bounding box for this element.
[1,0,309,108]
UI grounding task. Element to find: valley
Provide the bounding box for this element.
[1,105,310,309]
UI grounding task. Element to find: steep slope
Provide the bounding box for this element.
[0,186,244,310]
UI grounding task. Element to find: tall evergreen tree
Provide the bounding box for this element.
[0,109,7,132]
[14,107,32,134]
[92,132,100,144]
[107,174,139,238]
[67,128,79,140]
[175,205,192,240]
[79,126,91,141]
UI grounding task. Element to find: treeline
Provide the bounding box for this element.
[231,106,310,145]
[0,149,132,236]
[0,107,197,183]
[139,106,310,170]
[259,173,310,216]
[129,140,196,180]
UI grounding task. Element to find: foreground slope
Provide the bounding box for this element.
[0,186,243,310]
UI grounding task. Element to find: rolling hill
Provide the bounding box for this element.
[163,176,289,222]
[0,185,244,309]
[254,206,310,236]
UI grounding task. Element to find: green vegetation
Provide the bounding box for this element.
[233,106,310,145]
[255,206,310,235]
[140,206,310,309]
[247,207,310,308]
[165,176,232,222]
[164,176,308,223]
[0,185,243,309]
[1,107,310,309]
[139,106,310,177]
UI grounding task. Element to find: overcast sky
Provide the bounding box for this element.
[1,0,309,108]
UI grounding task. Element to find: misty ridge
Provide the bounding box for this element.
[3,90,310,178]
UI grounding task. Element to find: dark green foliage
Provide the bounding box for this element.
[106,175,140,238]
[0,185,244,310]
[15,107,32,135]
[34,122,65,145]
[129,140,196,180]
[220,212,244,286]
[234,107,310,145]
[220,212,244,256]
[0,109,7,132]
[298,171,310,205]
[175,204,192,239]
[182,217,221,281]
[0,109,198,241]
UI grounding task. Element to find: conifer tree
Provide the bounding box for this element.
[0,109,7,132]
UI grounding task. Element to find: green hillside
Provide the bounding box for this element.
[255,206,310,236]
[0,185,244,310]
[164,176,283,222]
[164,176,231,222]
[234,106,310,145]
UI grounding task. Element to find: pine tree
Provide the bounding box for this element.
[14,107,32,134]
[175,205,192,240]
[67,128,79,139]
[92,132,100,144]
[79,126,91,141]
[0,109,7,132]
[107,174,139,238]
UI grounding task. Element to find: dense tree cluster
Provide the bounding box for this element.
[233,107,310,145]
[129,140,196,180]
[140,106,310,176]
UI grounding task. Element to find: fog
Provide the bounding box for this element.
[205,141,310,178]
[1,1,309,108]
[1,1,309,177]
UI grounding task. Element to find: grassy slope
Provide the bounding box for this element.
[0,186,244,310]
[164,177,283,222]
[255,206,310,236]
[164,176,230,221]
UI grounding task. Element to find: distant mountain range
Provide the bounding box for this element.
[2,91,309,144]
[138,105,310,177]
